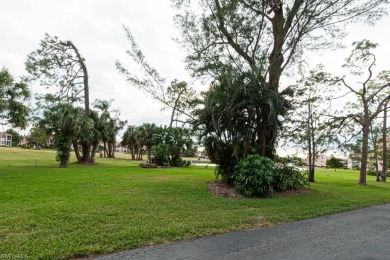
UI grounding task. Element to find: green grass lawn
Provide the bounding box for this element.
[1,147,390,259]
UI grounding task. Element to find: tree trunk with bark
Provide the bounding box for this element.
[72,140,82,162]
[307,122,315,183]
[90,144,97,163]
[382,104,387,182]
[130,146,135,160]
[375,148,380,182]
[65,41,92,163]
[359,124,370,185]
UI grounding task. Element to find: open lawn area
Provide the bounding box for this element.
[1,147,390,259]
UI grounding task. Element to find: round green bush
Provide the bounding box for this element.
[152,144,169,166]
[234,154,274,197]
[273,164,309,191]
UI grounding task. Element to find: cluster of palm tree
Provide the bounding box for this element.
[40,100,125,167]
[121,123,195,166]
[193,69,293,183]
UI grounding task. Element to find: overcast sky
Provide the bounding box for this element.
[1,1,389,155]
[1,0,192,128]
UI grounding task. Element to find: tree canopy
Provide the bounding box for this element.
[285,65,338,182]
[116,26,197,127]
[171,0,389,161]
[326,156,344,170]
[329,40,390,184]
[172,0,388,80]
[26,34,96,163]
[0,68,30,128]
[25,33,90,115]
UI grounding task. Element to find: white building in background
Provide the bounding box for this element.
[114,141,129,153]
[197,147,207,158]
[0,132,12,147]
[347,158,360,170]
[305,154,331,167]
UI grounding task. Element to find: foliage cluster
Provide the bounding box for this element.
[152,144,169,166]
[23,34,126,167]
[326,156,344,170]
[234,154,309,198]
[38,101,125,167]
[367,170,390,177]
[275,155,305,166]
[122,124,195,167]
[171,0,390,186]
[0,68,30,128]
[116,27,197,128]
[234,154,275,198]
[193,70,293,183]
[54,135,71,167]
[273,164,309,192]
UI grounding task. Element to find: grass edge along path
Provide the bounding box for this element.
[1,147,390,259]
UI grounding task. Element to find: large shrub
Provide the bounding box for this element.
[367,169,390,177]
[206,137,238,184]
[234,154,274,197]
[193,70,293,184]
[152,144,169,166]
[273,164,309,191]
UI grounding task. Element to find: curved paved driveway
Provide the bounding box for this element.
[94,203,390,260]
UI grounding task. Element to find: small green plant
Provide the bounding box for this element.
[273,164,309,191]
[234,154,274,197]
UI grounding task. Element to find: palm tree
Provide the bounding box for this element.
[136,123,161,162]
[41,103,94,167]
[122,125,138,160]
[26,34,92,162]
[93,99,126,158]
[164,127,193,166]
[193,69,292,182]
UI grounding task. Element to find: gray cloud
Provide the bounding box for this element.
[0,0,189,127]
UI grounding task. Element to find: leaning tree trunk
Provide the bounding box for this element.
[65,41,91,162]
[72,140,82,162]
[90,144,97,163]
[169,89,184,128]
[359,124,370,185]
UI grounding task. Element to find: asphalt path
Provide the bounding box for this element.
[93,203,390,260]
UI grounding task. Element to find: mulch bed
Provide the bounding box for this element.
[207,181,311,199]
